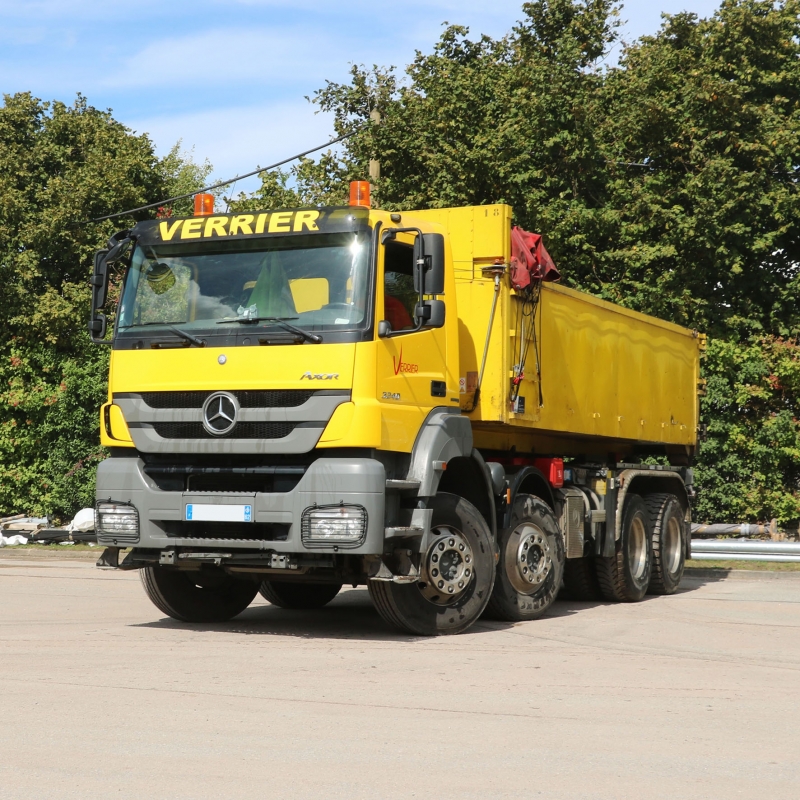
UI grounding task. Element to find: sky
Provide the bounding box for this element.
[1,0,723,195]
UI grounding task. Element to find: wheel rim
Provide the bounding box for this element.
[419,527,475,605]
[505,523,552,595]
[664,516,683,575]
[628,515,648,580]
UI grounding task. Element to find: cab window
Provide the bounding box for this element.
[383,241,416,332]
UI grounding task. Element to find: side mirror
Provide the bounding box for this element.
[415,299,445,328]
[413,233,445,295]
[88,313,108,341]
[377,320,392,338]
[89,249,110,343]
[90,249,109,308]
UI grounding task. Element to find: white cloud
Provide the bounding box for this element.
[107,27,339,89]
[127,99,336,195]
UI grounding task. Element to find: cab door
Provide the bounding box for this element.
[376,230,450,451]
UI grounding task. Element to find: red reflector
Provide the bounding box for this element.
[534,457,564,488]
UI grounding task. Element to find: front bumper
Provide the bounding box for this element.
[95,455,386,555]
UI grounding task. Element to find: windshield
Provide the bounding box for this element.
[117,231,371,334]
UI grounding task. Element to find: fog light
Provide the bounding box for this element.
[95,502,140,544]
[301,504,367,548]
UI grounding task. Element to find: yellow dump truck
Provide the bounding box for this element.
[89,184,702,634]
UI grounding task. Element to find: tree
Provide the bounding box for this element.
[0,93,208,518]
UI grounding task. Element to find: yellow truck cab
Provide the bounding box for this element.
[90,185,702,635]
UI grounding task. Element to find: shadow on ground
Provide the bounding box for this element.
[133,570,724,640]
[133,587,516,641]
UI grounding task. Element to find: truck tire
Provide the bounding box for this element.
[140,566,258,623]
[595,493,652,602]
[259,581,342,609]
[561,557,601,601]
[646,493,686,595]
[484,494,564,621]
[368,493,495,636]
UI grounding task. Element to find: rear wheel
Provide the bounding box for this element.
[561,557,601,600]
[485,494,564,621]
[595,494,652,602]
[140,566,258,622]
[368,493,495,636]
[259,581,342,609]
[646,493,685,595]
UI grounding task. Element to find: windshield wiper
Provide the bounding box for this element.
[217,316,322,344]
[118,320,205,347]
[166,326,205,347]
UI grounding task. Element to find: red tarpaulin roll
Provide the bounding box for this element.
[509,226,560,290]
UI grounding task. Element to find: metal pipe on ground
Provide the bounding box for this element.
[691,521,778,537]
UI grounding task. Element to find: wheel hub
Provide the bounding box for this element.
[505,524,552,594]
[419,528,475,604]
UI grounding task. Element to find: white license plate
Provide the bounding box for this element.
[185,504,252,523]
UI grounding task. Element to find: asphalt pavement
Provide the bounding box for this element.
[1,556,798,799]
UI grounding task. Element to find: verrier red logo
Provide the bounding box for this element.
[393,348,419,375]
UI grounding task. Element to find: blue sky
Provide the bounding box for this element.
[1,0,722,193]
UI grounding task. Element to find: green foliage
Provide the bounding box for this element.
[696,337,800,524]
[158,141,215,216]
[0,92,208,519]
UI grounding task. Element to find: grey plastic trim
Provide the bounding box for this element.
[406,408,473,497]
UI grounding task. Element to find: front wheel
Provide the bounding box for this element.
[368,493,495,636]
[140,566,258,622]
[485,494,564,621]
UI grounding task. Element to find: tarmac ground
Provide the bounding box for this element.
[1,555,798,799]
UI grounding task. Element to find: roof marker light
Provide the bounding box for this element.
[193,193,215,216]
[349,181,370,208]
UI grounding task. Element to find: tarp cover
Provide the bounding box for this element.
[510,227,560,290]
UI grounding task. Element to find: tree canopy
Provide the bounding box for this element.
[0,93,208,516]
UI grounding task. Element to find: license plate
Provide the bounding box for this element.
[185,504,252,522]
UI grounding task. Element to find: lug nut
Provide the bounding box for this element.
[448,586,454,593]
[523,566,528,574]
[458,581,464,588]
[432,568,439,577]
[438,580,444,588]
[432,554,438,563]
[438,542,445,551]
[459,544,465,551]
[448,538,455,547]
[465,556,471,563]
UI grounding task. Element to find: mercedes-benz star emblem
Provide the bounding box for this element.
[202,392,239,436]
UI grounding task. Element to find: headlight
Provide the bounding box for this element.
[301,504,367,548]
[95,502,140,544]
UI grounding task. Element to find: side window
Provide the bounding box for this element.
[383,241,416,332]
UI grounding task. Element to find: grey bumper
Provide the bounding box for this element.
[95,456,386,554]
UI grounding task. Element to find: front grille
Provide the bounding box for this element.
[161,521,289,541]
[139,390,315,409]
[151,422,296,440]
